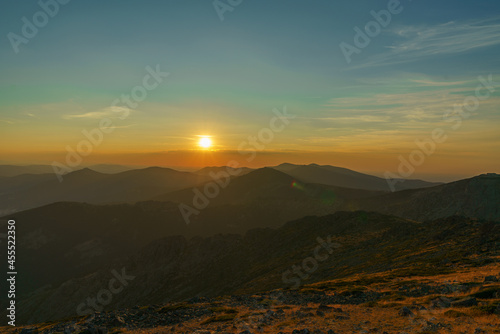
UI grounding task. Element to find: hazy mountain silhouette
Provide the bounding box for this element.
[0,163,443,216]
[0,164,135,177]
[0,164,54,177]
[155,167,384,206]
[195,166,254,176]
[273,163,441,191]
[0,173,54,195]
[0,167,209,215]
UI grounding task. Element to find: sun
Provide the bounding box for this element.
[198,136,212,149]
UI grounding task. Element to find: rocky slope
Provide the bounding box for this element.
[10,211,499,326]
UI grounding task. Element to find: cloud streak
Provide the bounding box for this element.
[349,17,500,69]
[63,106,132,120]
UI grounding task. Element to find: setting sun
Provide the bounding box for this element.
[198,136,212,149]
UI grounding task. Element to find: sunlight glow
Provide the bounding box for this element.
[198,136,212,149]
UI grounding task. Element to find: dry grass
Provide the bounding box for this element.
[3,261,499,334]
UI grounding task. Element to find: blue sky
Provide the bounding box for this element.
[0,0,499,179]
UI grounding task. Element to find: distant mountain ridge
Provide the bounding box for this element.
[0,164,135,177]
[0,162,481,218]
[273,163,442,191]
[0,167,209,215]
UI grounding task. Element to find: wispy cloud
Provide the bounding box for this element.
[350,17,500,69]
[319,82,500,131]
[409,79,470,87]
[311,115,391,123]
[63,106,132,120]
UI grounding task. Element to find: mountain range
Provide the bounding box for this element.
[0,163,440,216]
[0,163,499,329]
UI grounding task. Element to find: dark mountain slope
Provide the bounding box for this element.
[0,201,188,294]
[15,212,499,324]
[355,173,500,221]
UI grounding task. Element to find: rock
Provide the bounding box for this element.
[422,321,452,332]
[430,296,451,309]
[334,315,349,320]
[451,297,478,307]
[398,306,414,317]
[292,330,310,334]
[484,275,498,282]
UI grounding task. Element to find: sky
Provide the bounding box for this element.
[0,0,499,181]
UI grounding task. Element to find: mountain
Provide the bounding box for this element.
[12,211,499,325]
[0,164,54,177]
[0,167,209,214]
[152,167,389,234]
[0,201,188,297]
[5,171,497,304]
[0,173,54,195]
[0,170,386,297]
[273,163,442,191]
[151,170,500,233]
[88,164,136,174]
[355,173,500,222]
[0,164,136,177]
[195,166,254,176]
[0,169,387,300]
[155,167,383,206]
[0,163,442,215]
